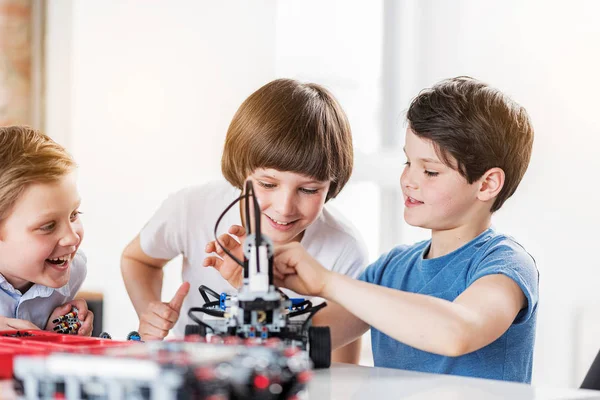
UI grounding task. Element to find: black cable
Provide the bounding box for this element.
[300,302,328,331]
[288,300,312,315]
[279,289,290,300]
[290,301,321,318]
[198,286,211,304]
[187,308,217,332]
[244,180,252,236]
[198,285,220,304]
[189,306,225,319]
[190,289,224,316]
[251,182,262,274]
[200,307,225,318]
[213,193,253,268]
[212,181,268,278]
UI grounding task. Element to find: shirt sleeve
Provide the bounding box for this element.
[139,188,189,260]
[358,250,393,284]
[467,240,539,325]
[358,244,414,285]
[331,238,368,279]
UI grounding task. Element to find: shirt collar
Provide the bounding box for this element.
[0,273,23,297]
[0,273,70,299]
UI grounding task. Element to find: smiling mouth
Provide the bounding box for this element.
[265,214,298,226]
[406,196,424,204]
[45,254,71,266]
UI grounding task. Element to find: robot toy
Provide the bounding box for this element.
[184,181,331,369]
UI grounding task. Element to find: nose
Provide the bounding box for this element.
[58,223,81,249]
[400,164,418,190]
[274,189,296,216]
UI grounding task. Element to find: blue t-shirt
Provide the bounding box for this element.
[359,228,538,383]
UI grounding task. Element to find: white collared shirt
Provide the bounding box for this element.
[0,251,87,329]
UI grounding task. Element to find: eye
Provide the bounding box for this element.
[40,222,55,232]
[70,211,82,222]
[299,188,319,195]
[424,170,439,177]
[404,161,411,167]
[257,181,276,189]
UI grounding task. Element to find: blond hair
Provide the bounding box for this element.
[0,126,76,221]
[221,79,353,201]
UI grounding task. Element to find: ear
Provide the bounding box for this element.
[477,167,505,204]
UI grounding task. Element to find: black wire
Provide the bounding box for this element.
[199,308,225,318]
[290,301,321,318]
[288,300,312,315]
[187,308,217,332]
[300,302,328,331]
[189,306,225,319]
[251,182,262,274]
[244,181,252,236]
[198,286,210,304]
[213,193,253,268]
[279,289,290,300]
[212,180,268,279]
[198,285,220,304]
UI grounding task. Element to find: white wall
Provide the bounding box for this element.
[45,0,600,389]
[275,0,385,274]
[45,0,277,340]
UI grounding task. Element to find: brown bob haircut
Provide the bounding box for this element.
[0,126,76,223]
[221,78,353,201]
[406,76,534,212]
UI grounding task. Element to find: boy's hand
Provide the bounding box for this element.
[274,242,332,297]
[46,299,94,336]
[0,316,40,331]
[138,281,190,341]
[204,225,246,289]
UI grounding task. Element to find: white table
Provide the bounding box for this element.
[308,364,600,400]
[2,364,599,399]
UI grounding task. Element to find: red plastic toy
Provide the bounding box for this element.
[0,330,131,379]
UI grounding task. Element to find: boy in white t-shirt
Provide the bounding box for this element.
[121,79,367,362]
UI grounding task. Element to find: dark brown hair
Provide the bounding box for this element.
[221,79,353,201]
[407,76,534,212]
[0,126,76,222]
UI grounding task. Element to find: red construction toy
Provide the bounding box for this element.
[1,330,312,399]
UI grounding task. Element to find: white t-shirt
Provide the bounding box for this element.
[140,180,368,337]
[0,251,87,329]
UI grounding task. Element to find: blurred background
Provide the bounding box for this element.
[2,0,600,389]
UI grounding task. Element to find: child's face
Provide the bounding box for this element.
[400,128,481,231]
[0,172,83,292]
[246,169,330,245]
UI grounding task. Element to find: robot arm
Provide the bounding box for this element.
[240,179,273,294]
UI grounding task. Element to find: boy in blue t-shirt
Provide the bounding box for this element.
[274,77,538,383]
